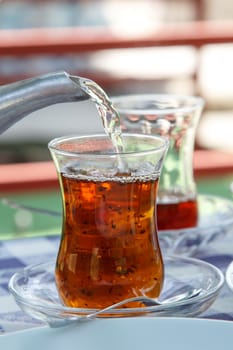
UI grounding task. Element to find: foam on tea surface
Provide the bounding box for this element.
[62,160,159,183]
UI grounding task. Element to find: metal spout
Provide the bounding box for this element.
[0,71,90,134]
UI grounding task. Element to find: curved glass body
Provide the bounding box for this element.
[49,133,168,308]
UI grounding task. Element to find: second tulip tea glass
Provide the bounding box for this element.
[49,133,168,309]
[113,95,204,231]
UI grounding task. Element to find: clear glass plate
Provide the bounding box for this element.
[159,195,233,256]
[8,256,224,327]
[226,261,233,293]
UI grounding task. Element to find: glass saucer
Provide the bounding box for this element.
[8,256,224,326]
[226,261,233,293]
[159,194,233,256]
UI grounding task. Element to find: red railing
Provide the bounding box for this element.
[0,21,232,56]
[0,149,233,192]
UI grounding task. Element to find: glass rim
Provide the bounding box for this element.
[112,94,205,115]
[48,133,169,158]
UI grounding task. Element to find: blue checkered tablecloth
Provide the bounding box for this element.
[0,233,233,334]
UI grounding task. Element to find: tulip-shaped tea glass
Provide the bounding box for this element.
[113,95,204,231]
[49,133,168,309]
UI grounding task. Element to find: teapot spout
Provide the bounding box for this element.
[0,71,90,134]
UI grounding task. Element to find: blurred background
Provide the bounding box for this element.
[0,0,232,237]
[0,0,232,163]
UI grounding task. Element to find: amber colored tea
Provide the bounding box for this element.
[55,171,164,309]
[157,199,198,230]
